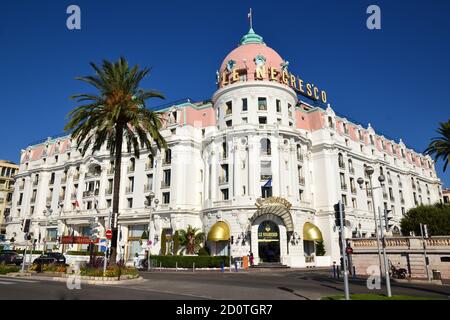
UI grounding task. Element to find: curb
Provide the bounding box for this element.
[4,273,144,285]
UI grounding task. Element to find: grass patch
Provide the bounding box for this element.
[321,294,442,300]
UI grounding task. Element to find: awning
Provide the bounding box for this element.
[207,221,230,242]
[303,222,323,241]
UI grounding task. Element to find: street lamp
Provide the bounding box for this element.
[43,203,53,253]
[145,192,159,271]
[357,166,392,297]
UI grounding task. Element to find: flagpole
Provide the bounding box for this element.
[249,8,253,30]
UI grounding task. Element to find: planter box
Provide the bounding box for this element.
[315,256,331,267]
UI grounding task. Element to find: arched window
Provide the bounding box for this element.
[260,138,271,155]
[338,153,344,168]
[348,159,353,172]
[296,145,302,161]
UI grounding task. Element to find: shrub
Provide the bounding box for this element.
[401,204,450,236]
[79,265,138,278]
[197,247,209,256]
[160,229,166,255]
[0,264,20,275]
[149,255,228,268]
[173,230,180,255]
[315,241,326,256]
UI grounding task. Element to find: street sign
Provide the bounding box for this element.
[345,246,353,254]
[105,229,113,239]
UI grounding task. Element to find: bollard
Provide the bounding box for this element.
[176,261,178,272]
[234,260,238,272]
[221,262,225,273]
[332,264,336,279]
[352,266,356,280]
[336,266,340,279]
[160,261,162,272]
[193,262,195,272]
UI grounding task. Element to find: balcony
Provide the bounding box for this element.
[82,190,99,198]
[341,183,348,191]
[219,176,229,185]
[161,181,171,188]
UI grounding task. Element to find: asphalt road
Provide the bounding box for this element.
[1,269,449,300]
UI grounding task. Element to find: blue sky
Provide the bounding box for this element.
[1,0,449,186]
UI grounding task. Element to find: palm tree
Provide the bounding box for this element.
[64,57,167,263]
[425,120,450,172]
[177,225,205,255]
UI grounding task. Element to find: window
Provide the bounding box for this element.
[338,153,344,169]
[163,169,171,187]
[352,198,357,209]
[258,97,267,111]
[127,177,134,193]
[370,135,374,145]
[343,123,348,134]
[225,101,232,115]
[221,188,229,200]
[106,199,112,208]
[242,98,248,112]
[226,120,233,127]
[260,138,271,155]
[328,116,334,128]
[276,99,281,113]
[342,194,348,206]
[299,189,303,201]
[127,198,133,208]
[164,149,172,164]
[340,173,347,190]
[242,117,248,123]
[163,192,170,204]
[258,117,267,124]
[261,186,272,198]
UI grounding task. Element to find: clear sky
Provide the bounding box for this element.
[1,0,449,186]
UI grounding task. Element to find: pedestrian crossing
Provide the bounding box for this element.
[0,277,40,285]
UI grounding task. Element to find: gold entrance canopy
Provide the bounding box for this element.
[303,222,323,241]
[207,221,230,241]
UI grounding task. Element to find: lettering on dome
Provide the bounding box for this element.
[220,65,328,104]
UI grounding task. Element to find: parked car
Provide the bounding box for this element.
[0,250,23,265]
[33,252,66,266]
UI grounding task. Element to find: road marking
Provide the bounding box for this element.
[0,281,15,285]
[0,277,40,284]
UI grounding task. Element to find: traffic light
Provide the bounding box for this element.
[89,220,102,241]
[334,202,345,227]
[22,218,31,233]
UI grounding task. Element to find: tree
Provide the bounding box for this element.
[178,225,205,255]
[173,230,180,255]
[315,240,326,256]
[160,229,166,256]
[425,120,450,171]
[400,204,450,236]
[64,57,167,264]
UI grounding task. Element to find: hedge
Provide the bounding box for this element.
[149,255,229,268]
[0,264,20,275]
[15,250,43,255]
[66,251,105,256]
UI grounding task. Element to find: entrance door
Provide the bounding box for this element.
[257,221,280,263]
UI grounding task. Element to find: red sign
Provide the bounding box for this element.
[60,236,99,244]
[346,247,353,254]
[105,229,113,239]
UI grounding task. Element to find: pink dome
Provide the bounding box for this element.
[219,29,285,84]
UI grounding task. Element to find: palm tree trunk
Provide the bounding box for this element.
[109,125,123,264]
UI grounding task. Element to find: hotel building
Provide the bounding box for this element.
[0,160,18,236]
[4,28,443,267]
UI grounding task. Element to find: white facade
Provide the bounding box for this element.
[5,29,443,267]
